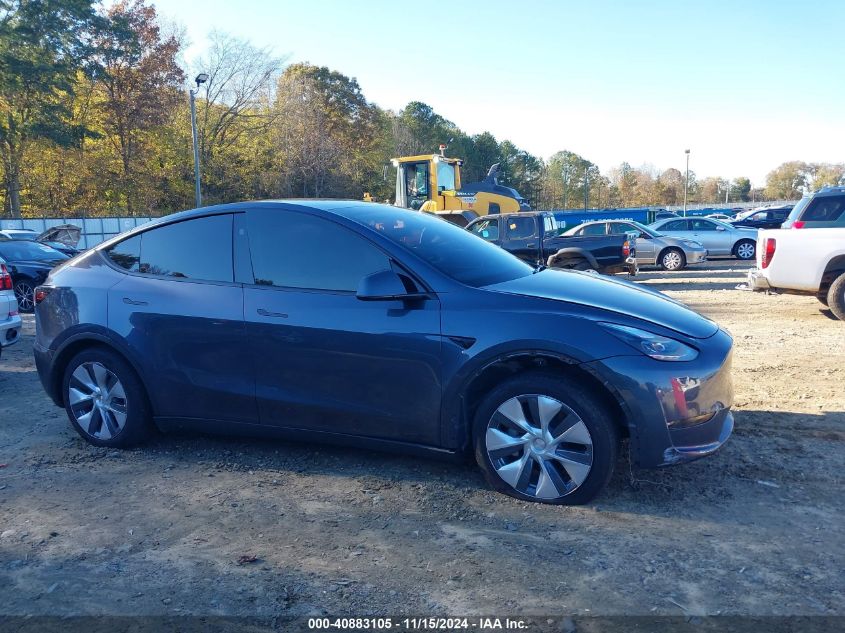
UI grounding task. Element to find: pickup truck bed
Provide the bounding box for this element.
[466,211,637,275]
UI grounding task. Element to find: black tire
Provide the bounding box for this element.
[61,348,153,448]
[817,294,829,307]
[551,257,591,271]
[734,239,756,260]
[472,372,619,505]
[659,248,686,271]
[14,280,34,313]
[827,272,845,321]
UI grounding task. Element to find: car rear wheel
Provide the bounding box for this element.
[14,281,34,313]
[62,348,153,448]
[473,372,619,505]
[734,240,756,260]
[660,248,685,271]
[827,272,845,321]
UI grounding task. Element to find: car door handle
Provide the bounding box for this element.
[122,297,148,306]
[257,308,288,318]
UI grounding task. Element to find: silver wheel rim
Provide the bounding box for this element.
[68,362,128,440]
[663,251,682,270]
[14,282,33,311]
[737,243,754,259]
[485,394,593,500]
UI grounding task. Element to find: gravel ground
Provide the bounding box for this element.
[0,260,843,620]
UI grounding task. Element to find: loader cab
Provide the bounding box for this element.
[392,155,462,211]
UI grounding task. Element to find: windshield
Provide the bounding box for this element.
[0,240,68,262]
[342,205,533,287]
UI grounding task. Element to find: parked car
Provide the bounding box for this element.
[781,187,845,229]
[730,206,792,230]
[466,211,637,275]
[654,211,679,220]
[562,220,707,271]
[650,217,758,260]
[0,240,69,312]
[706,213,734,222]
[0,256,22,358]
[0,224,82,257]
[33,201,734,505]
[746,228,845,320]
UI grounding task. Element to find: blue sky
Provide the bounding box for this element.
[152,0,845,185]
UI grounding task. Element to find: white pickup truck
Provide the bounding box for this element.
[746,228,845,321]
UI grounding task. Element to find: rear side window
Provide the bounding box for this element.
[802,195,845,222]
[104,215,233,282]
[579,223,607,236]
[662,220,689,231]
[246,210,390,291]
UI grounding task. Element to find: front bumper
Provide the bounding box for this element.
[746,267,771,291]
[686,248,708,264]
[584,328,734,468]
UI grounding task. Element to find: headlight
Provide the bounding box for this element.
[599,323,699,361]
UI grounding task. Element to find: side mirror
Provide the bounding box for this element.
[356,269,427,301]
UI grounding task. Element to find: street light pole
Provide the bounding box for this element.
[190,73,209,208]
[584,166,589,210]
[562,166,570,209]
[683,149,690,217]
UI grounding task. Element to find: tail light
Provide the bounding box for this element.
[0,264,11,291]
[623,240,630,257]
[792,220,805,229]
[34,286,53,305]
[762,238,776,268]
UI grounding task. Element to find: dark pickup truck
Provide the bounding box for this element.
[466,211,637,275]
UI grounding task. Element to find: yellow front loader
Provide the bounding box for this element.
[383,148,530,225]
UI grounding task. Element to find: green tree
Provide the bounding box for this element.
[764,161,809,200]
[0,0,104,216]
[732,177,751,202]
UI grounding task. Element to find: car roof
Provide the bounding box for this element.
[814,186,845,197]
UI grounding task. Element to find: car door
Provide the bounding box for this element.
[690,218,732,254]
[240,208,444,446]
[105,213,256,423]
[503,215,540,263]
[658,219,692,241]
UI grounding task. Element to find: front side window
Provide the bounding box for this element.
[247,210,390,292]
[691,219,717,231]
[469,218,500,241]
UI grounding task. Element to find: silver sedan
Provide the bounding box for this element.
[650,217,758,260]
[563,220,707,271]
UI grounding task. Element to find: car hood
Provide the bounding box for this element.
[485,269,719,339]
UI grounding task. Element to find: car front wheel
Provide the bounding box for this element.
[660,248,685,271]
[62,348,153,448]
[473,372,619,505]
[734,240,756,260]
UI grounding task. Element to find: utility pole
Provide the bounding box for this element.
[562,166,570,209]
[683,149,691,217]
[725,180,730,204]
[190,73,209,208]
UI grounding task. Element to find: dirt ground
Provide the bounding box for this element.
[0,259,843,621]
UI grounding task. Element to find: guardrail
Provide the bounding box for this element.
[0,216,155,249]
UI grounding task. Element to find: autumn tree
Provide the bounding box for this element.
[0,0,104,216]
[94,0,184,213]
[764,161,809,200]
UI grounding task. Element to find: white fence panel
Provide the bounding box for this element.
[0,216,155,249]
